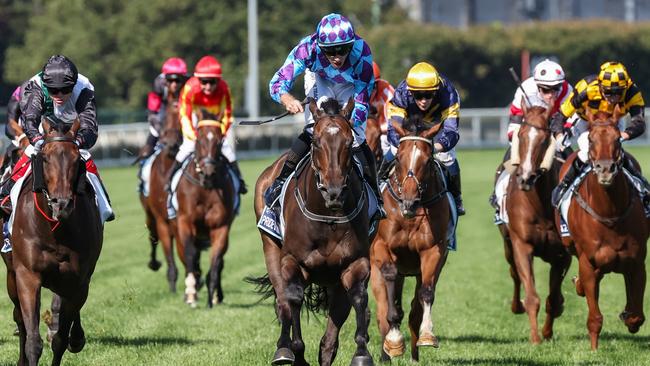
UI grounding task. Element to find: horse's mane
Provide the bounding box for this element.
[320,98,342,116]
[402,114,424,135]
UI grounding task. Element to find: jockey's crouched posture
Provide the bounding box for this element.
[166,55,247,219]
[550,61,650,207]
[264,13,384,218]
[380,62,466,215]
[0,55,114,222]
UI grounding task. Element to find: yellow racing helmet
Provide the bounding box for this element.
[406,62,441,91]
[598,61,631,91]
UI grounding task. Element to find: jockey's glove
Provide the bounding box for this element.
[34,139,44,152]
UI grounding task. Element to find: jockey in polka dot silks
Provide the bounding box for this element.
[265,13,383,218]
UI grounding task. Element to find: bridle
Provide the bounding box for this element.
[191,119,224,186]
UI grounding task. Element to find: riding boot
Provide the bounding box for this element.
[165,159,184,193]
[448,173,465,216]
[489,147,510,209]
[551,158,585,208]
[229,161,248,194]
[264,131,311,207]
[0,179,16,220]
[355,142,386,219]
[139,134,158,161]
[623,154,650,206]
[377,156,394,182]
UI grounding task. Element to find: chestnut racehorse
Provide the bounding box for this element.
[175,110,235,308]
[8,118,103,366]
[557,108,648,349]
[497,104,571,344]
[139,88,184,292]
[249,98,374,366]
[370,117,451,362]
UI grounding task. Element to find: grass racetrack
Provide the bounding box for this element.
[0,147,649,365]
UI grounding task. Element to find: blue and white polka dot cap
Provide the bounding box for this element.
[316,13,355,47]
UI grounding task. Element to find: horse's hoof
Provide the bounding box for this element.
[416,332,439,348]
[13,326,19,336]
[148,260,162,271]
[382,339,405,358]
[68,336,86,353]
[271,347,294,365]
[350,355,374,366]
[511,299,525,314]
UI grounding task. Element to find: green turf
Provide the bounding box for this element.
[0,147,649,365]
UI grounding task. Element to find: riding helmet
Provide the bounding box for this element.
[41,55,78,88]
[406,62,441,91]
[316,13,355,47]
[194,56,222,78]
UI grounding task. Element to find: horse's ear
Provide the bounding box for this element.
[391,119,407,138]
[41,117,52,135]
[420,122,443,140]
[70,118,81,136]
[520,96,528,115]
[613,104,624,123]
[342,96,355,121]
[308,98,322,119]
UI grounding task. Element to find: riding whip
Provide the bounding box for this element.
[508,67,533,107]
[239,99,309,125]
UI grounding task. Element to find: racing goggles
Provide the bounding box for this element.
[321,43,353,57]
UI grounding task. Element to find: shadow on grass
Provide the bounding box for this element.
[442,334,522,345]
[90,335,214,347]
[568,332,650,344]
[434,357,573,366]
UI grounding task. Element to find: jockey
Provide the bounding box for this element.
[489,59,572,208]
[2,85,29,172]
[382,62,465,215]
[369,61,395,156]
[0,55,114,222]
[551,61,649,207]
[139,57,188,160]
[166,55,247,216]
[265,13,382,216]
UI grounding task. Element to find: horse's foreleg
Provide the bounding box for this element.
[620,263,646,334]
[50,297,74,366]
[45,294,61,343]
[15,267,43,365]
[578,254,603,350]
[341,257,373,366]
[179,221,199,307]
[3,251,26,363]
[415,246,448,350]
[378,260,405,359]
[207,226,229,308]
[502,230,525,314]
[542,251,571,340]
[144,207,161,272]
[408,278,423,362]
[318,285,351,366]
[156,220,177,292]
[369,259,393,362]
[282,255,307,366]
[511,236,541,344]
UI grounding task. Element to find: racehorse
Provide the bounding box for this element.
[365,107,383,165]
[370,117,450,362]
[139,89,184,292]
[7,118,103,366]
[249,98,374,366]
[557,108,648,349]
[175,109,235,308]
[497,103,571,344]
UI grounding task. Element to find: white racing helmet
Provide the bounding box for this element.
[533,59,565,87]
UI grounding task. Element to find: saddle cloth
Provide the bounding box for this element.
[138,148,162,197]
[168,157,241,218]
[257,154,379,243]
[558,165,650,237]
[493,169,511,225]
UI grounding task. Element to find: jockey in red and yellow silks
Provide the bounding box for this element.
[166,55,246,219]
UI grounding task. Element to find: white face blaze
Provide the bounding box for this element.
[326,126,340,135]
[207,131,215,141]
[521,127,539,177]
[409,144,422,172]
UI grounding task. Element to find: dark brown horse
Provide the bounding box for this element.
[370,118,450,362]
[139,89,184,292]
[497,103,571,344]
[557,108,648,349]
[7,118,103,366]
[175,110,235,308]
[250,98,373,366]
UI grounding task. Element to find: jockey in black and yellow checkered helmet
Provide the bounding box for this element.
[598,61,632,104]
[406,62,441,91]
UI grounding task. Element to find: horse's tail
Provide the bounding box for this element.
[245,274,329,314]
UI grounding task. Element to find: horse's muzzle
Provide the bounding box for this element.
[593,159,618,186]
[321,186,346,210]
[399,199,419,219]
[49,197,73,220]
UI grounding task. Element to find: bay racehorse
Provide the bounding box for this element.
[249,98,374,366]
[370,118,450,362]
[139,88,184,292]
[365,107,383,165]
[498,103,571,344]
[557,108,648,349]
[8,118,103,366]
[175,109,235,308]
